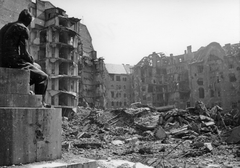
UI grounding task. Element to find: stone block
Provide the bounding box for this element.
[0,107,62,166]
[0,68,30,94]
[0,94,42,107]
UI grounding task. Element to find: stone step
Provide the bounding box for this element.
[0,107,62,166]
[0,94,42,107]
[0,68,30,94]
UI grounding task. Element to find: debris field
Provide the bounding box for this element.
[62,102,240,168]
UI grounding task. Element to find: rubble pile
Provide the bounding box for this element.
[62,102,240,167]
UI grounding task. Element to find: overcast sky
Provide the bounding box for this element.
[48,0,240,65]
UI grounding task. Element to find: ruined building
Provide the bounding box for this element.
[132,50,192,109]
[0,0,105,113]
[133,42,240,111]
[29,0,105,112]
[104,63,133,109]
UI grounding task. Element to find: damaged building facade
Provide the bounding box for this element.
[0,0,105,113]
[29,0,105,112]
[104,64,133,109]
[133,42,240,111]
[132,50,192,109]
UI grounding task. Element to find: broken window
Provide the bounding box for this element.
[51,79,55,90]
[232,102,237,109]
[217,76,220,83]
[148,85,153,92]
[40,31,47,43]
[111,91,114,98]
[51,64,55,74]
[197,78,203,85]
[199,87,205,98]
[116,76,121,81]
[71,81,74,91]
[210,89,214,97]
[111,102,114,107]
[229,64,234,69]
[143,95,146,100]
[197,65,203,73]
[51,96,55,105]
[109,74,114,81]
[229,73,237,82]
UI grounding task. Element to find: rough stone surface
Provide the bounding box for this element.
[0,107,62,166]
[0,68,30,94]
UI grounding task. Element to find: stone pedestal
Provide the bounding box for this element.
[0,68,62,166]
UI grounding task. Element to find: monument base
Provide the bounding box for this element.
[0,107,62,166]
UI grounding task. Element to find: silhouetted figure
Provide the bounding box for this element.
[0,9,50,107]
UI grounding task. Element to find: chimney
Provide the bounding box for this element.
[187,46,192,53]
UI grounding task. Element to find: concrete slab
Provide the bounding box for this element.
[0,68,30,94]
[0,94,42,107]
[2,160,97,168]
[0,108,62,166]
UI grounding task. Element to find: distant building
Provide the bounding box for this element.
[104,63,133,109]
[133,42,240,111]
[132,51,192,108]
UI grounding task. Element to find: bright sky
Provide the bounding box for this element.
[48,0,240,65]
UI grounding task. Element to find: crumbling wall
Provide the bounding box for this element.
[133,52,191,108]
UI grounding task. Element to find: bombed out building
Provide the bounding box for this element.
[132,49,192,109]
[132,42,240,111]
[0,0,105,114]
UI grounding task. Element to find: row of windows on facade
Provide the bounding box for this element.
[111,91,128,98]
[196,73,237,86]
[196,64,238,74]
[111,84,127,90]
[198,87,221,99]
[109,74,128,82]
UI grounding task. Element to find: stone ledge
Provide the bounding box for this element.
[0,94,42,107]
[2,160,97,168]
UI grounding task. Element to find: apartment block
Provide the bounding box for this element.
[0,0,105,112]
[132,51,192,108]
[104,63,133,109]
[28,0,80,115]
[77,23,105,109]
[133,42,240,111]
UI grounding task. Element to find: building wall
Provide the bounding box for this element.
[107,73,131,109]
[133,52,192,108]
[0,0,31,28]
[29,0,80,114]
[133,42,240,111]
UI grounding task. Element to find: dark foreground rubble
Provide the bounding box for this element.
[62,102,240,168]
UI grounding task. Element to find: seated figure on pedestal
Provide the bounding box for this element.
[0,9,50,108]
